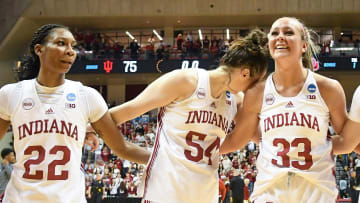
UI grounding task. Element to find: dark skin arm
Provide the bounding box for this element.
[91,111,150,164]
[0,118,10,141]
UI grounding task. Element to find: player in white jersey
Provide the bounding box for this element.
[107,29,269,203]
[220,17,348,203]
[0,24,150,203]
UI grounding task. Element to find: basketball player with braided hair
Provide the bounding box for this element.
[109,28,269,203]
[0,24,150,203]
[220,17,348,203]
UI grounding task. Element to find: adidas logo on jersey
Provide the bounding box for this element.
[45,108,55,114]
[210,102,216,108]
[285,101,294,108]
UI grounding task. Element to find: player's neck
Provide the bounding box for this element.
[37,71,66,87]
[209,67,229,98]
[273,62,307,88]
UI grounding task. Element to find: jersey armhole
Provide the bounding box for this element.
[78,83,92,123]
[9,82,26,120]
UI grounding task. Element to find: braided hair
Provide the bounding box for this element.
[17,24,68,81]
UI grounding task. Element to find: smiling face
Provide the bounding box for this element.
[35,28,77,75]
[268,17,307,62]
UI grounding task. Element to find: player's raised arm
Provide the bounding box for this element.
[109,69,197,124]
[220,82,264,154]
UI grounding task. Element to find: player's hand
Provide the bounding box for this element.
[85,132,99,152]
[85,125,99,152]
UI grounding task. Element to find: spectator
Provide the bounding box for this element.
[0,148,15,195]
[350,171,359,203]
[117,181,128,197]
[222,156,232,173]
[127,181,137,197]
[203,35,210,49]
[244,178,250,203]
[230,169,244,203]
[176,33,183,51]
[88,173,106,203]
[109,178,120,197]
[219,178,226,203]
[339,175,348,198]
[101,146,110,163]
[129,39,139,59]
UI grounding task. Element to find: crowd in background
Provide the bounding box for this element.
[72,29,360,63]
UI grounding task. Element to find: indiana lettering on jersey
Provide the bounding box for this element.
[185,110,229,133]
[18,119,78,141]
[263,112,319,133]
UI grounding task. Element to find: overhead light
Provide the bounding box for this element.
[340,32,344,35]
[125,31,135,40]
[226,29,230,40]
[198,29,203,41]
[153,29,163,41]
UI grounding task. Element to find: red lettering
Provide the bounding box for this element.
[201,111,209,123]
[34,120,43,134]
[191,111,202,123]
[211,113,218,126]
[60,121,72,136]
[312,117,319,132]
[290,113,300,126]
[300,113,312,128]
[276,114,284,128]
[49,120,60,133]
[71,126,78,141]
[185,111,193,124]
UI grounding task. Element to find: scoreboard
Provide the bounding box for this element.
[68,57,360,74]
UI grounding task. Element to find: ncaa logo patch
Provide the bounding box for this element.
[66,93,76,101]
[22,98,35,110]
[226,91,231,99]
[265,93,275,105]
[307,84,316,93]
[197,88,206,99]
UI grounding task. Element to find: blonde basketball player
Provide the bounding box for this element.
[109,29,269,203]
[0,24,150,203]
[220,17,348,203]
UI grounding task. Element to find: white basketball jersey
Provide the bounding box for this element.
[2,79,107,203]
[140,69,237,203]
[251,71,337,200]
[349,85,360,123]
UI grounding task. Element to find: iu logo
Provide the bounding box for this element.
[104,60,113,73]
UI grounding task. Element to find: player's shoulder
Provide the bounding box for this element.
[313,72,342,92]
[0,80,27,93]
[167,68,198,87]
[163,69,199,98]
